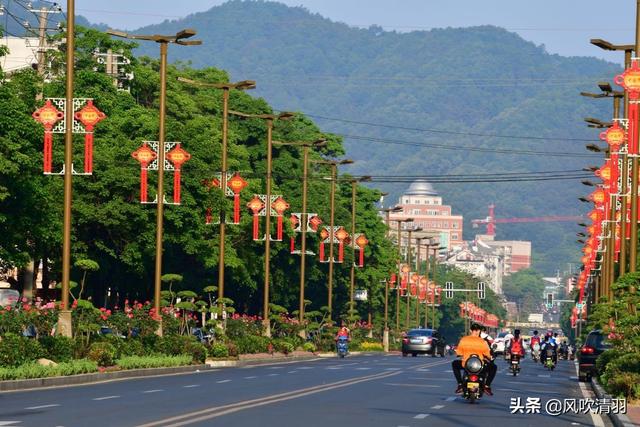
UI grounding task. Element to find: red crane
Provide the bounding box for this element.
[471,204,583,237]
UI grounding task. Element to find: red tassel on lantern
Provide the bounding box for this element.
[173,169,181,204]
[44,132,53,173]
[234,193,241,224]
[205,207,213,225]
[338,241,344,262]
[277,215,284,241]
[253,215,260,240]
[358,248,364,267]
[140,167,148,203]
[319,242,325,261]
[84,132,94,174]
[290,237,295,254]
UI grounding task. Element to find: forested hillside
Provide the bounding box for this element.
[127,0,620,273]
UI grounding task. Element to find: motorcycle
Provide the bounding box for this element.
[531,343,540,363]
[543,347,556,370]
[336,336,349,358]
[509,353,521,376]
[462,355,487,404]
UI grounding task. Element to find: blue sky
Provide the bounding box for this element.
[74,0,635,64]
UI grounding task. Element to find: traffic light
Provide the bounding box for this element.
[445,282,453,299]
[547,293,553,306]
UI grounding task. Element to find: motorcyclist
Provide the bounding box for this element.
[530,330,541,361]
[335,323,351,353]
[507,329,525,358]
[452,323,496,396]
[480,326,498,389]
[503,329,514,360]
[540,334,557,365]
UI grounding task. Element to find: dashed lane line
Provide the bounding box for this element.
[215,380,231,384]
[356,367,371,370]
[267,373,279,376]
[183,384,201,388]
[92,396,120,401]
[243,376,258,379]
[414,414,430,419]
[445,396,457,402]
[24,404,60,410]
[431,405,445,410]
[142,390,164,394]
[0,422,22,426]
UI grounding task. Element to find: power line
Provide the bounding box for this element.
[301,113,599,143]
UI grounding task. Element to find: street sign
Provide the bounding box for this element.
[445,281,454,299]
[355,289,368,301]
[477,282,485,300]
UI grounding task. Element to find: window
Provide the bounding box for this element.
[452,223,459,229]
[404,198,409,203]
[443,222,449,228]
[412,209,421,215]
[452,234,459,240]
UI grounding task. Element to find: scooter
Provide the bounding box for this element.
[531,343,540,363]
[543,347,556,370]
[337,336,349,358]
[509,353,521,376]
[462,355,487,404]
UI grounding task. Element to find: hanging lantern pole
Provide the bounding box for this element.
[177,78,255,304]
[229,111,295,337]
[346,176,371,324]
[107,29,201,334]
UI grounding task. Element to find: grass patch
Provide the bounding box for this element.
[116,355,193,369]
[0,359,98,380]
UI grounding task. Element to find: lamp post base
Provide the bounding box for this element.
[298,329,307,340]
[57,310,72,337]
[263,319,271,338]
[383,328,389,352]
[155,318,163,337]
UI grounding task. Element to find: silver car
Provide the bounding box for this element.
[402,328,446,357]
[0,289,19,308]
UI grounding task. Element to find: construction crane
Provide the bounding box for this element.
[471,204,583,237]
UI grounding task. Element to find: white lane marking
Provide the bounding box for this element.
[326,367,342,370]
[142,389,164,394]
[445,396,457,401]
[184,384,201,388]
[267,366,283,369]
[385,368,402,371]
[287,371,297,374]
[570,376,578,380]
[92,396,120,401]
[416,368,430,372]
[431,404,445,409]
[444,370,453,373]
[268,373,280,376]
[243,376,257,379]
[575,364,605,427]
[0,422,21,426]
[24,404,60,410]
[414,414,430,419]
[297,367,313,370]
[356,367,371,370]
[215,380,230,384]
[537,374,551,378]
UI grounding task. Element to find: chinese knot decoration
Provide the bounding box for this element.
[389,273,397,290]
[33,98,106,175]
[615,60,640,155]
[74,100,106,174]
[271,197,290,241]
[247,196,265,241]
[319,228,330,261]
[166,143,191,204]
[289,213,322,254]
[354,233,369,267]
[335,227,350,263]
[227,173,248,224]
[32,100,64,174]
[131,142,157,203]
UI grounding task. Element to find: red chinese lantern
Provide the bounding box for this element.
[271,197,289,241]
[289,214,300,253]
[335,227,349,263]
[600,122,626,149]
[166,143,191,204]
[131,142,157,203]
[74,100,106,174]
[389,273,397,290]
[227,173,248,224]
[247,196,265,240]
[32,100,64,173]
[355,234,369,267]
[615,60,640,154]
[309,215,323,232]
[319,228,329,262]
[590,188,606,204]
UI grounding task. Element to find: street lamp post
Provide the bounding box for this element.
[272,139,326,327]
[348,176,372,323]
[229,111,295,336]
[310,158,353,325]
[394,217,414,331]
[107,28,201,334]
[405,226,422,330]
[177,77,255,305]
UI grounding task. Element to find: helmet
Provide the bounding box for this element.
[533,330,539,335]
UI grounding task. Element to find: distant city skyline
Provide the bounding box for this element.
[72,0,636,64]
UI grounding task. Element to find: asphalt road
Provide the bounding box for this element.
[0,353,610,427]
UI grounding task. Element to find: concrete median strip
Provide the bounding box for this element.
[137,370,402,427]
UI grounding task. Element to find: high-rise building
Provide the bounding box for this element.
[388,180,464,255]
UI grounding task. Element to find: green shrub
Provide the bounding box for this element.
[87,341,117,367]
[184,341,207,363]
[39,336,75,362]
[302,342,316,353]
[597,348,624,375]
[225,341,238,357]
[73,336,91,359]
[0,333,44,367]
[210,343,229,358]
[116,355,192,370]
[154,335,195,356]
[271,339,294,355]
[0,359,98,380]
[358,341,384,352]
[225,318,262,339]
[234,335,270,354]
[605,371,640,399]
[100,336,146,359]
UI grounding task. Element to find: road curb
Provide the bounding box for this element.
[590,377,638,427]
[0,364,211,392]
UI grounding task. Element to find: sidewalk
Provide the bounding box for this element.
[591,378,639,427]
[626,405,640,427]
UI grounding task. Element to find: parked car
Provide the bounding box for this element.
[0,289,19,308]
[578,330,611,382]
[402,328,446,357]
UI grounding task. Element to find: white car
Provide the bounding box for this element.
[492,332,510,354]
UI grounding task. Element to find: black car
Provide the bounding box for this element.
[402,328,446,357]
[578,330,611,381]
